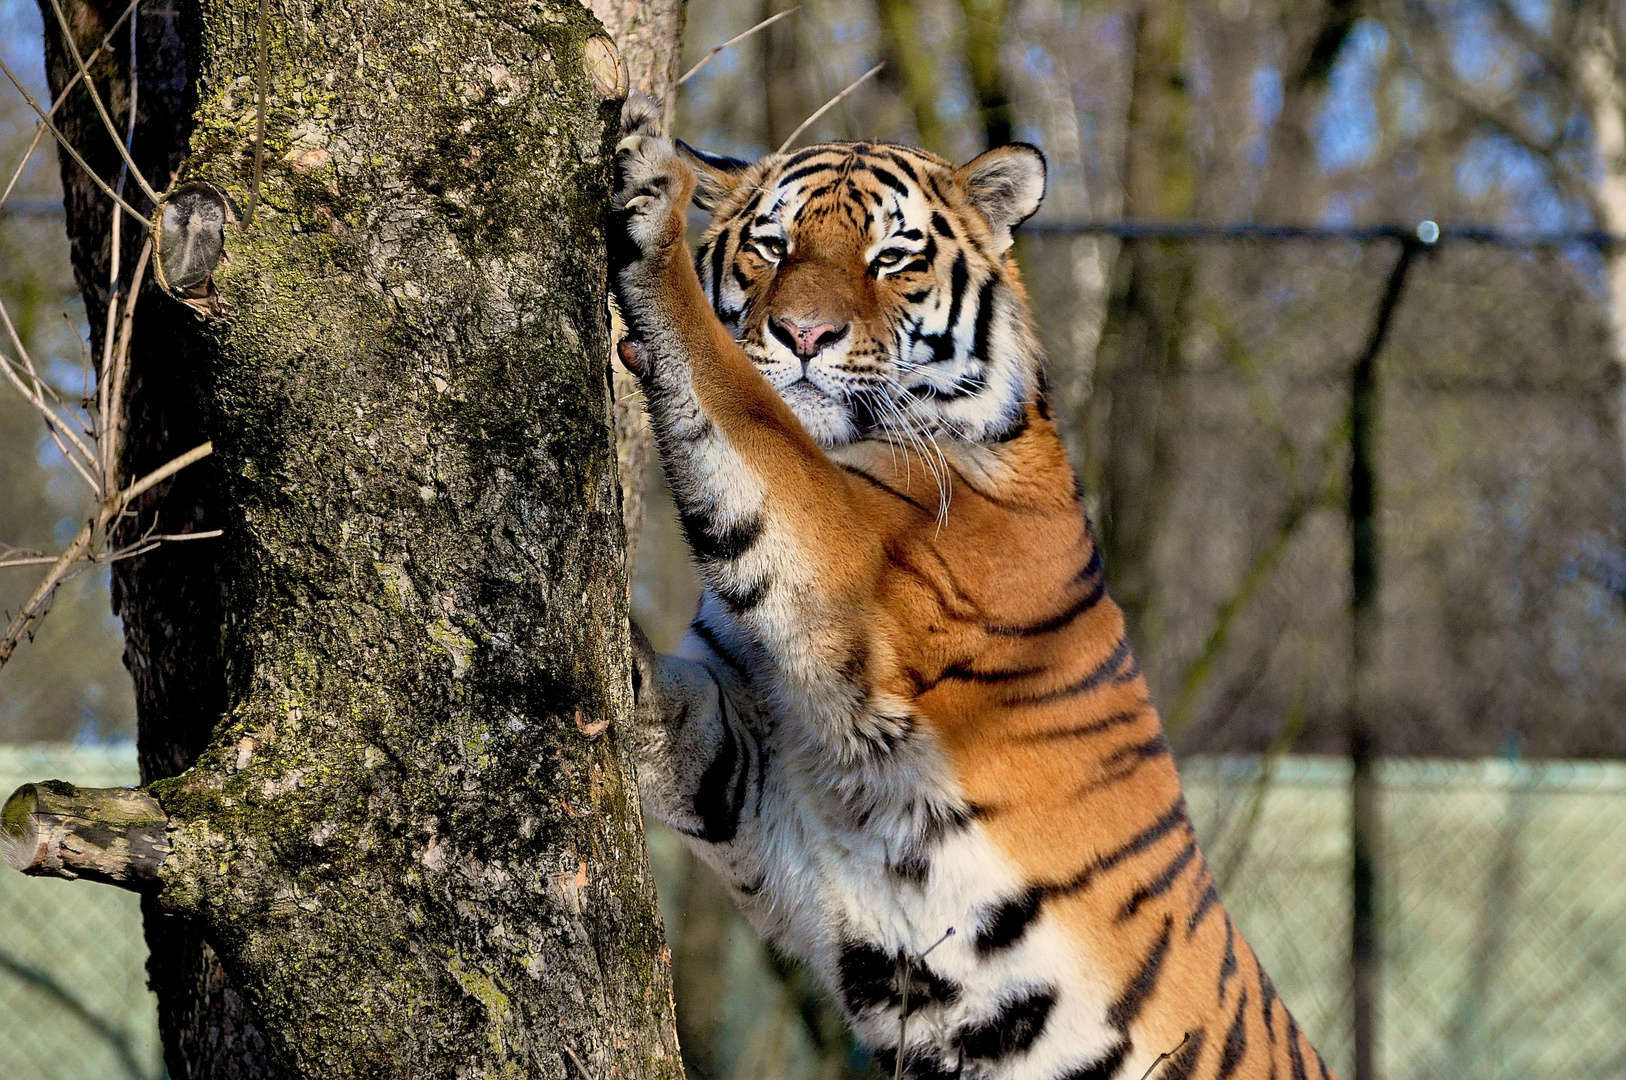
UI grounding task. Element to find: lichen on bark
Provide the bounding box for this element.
[57,0,688,1074]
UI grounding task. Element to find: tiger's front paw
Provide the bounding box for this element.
[611,94,695,276]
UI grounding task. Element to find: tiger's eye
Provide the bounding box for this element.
[872,249,907,270]
[756,236,787,261]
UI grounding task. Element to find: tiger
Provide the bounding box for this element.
[608,92,1335,1080]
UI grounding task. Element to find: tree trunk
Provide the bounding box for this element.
[1578,17,1626,470]
[28,0,686,1075]
[1089,0,1197,649]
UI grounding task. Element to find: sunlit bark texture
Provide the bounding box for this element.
[32,0,684,1075]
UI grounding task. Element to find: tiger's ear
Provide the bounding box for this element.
[955,144,1046,253]
[676,141,753,213]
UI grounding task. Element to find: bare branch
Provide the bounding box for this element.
[776,61,886,154]
[0,54,149,223]
[0,343,99,481]
[102,238,152,491]
[43,0,164,207]
[678,7,801,86]
[0,0,139,211]
[0,440,213,670]
[117,439,214,507]
[1,781,170,890]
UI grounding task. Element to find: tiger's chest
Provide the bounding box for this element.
[732,681,1125,1079]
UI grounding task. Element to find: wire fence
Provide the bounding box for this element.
[1185,756,1626,1080]
[0,746,163,1080]
[2,747,1624,1079]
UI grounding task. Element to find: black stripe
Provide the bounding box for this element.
[970,276,998,361]
[975,887,1043,955]
[1218,916,1238,999]
[1016,704,1146,744]
[1187,876,1221,937]
[678,506,763,563]
[838,939,895,1014]
[710,232,728,306]
[778,158,836,185]
[1046,800,1190,898]
[1054,1042,1129,1080]
[1106,915,1172,1032]
[1218,989,1249,1079]
[1287,1016,1307,1080]
[881,150,921,181]
[1004,634,1129,705]
[889,852,930,884]
[931,211,955,238]
[958,988,1055,1060]
[983,575,1106,638]
[1118,839,1198,921]
[692,690,747,842]
[1160,1030,1206,1080]
[1072,530,1103,579]
[1086,733,1172,792]
[689,619,749,678]
[865,953,962,1017]
[840,463,934,514]
[937,661,1045,685]
[1259,970,1278,1044]
[944,253,969,343]
[865,164,911,196]
[989,406,1031,443]
[714,573,769,614]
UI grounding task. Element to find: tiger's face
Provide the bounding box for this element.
[678,140,1048,448]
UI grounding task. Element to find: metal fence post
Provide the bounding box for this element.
[1348,232,1424,1080]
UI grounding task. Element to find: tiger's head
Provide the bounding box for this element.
[676,138,1048,448]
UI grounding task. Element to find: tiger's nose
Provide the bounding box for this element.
[771,317,849,360]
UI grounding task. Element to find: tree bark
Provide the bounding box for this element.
[30,0,686,1075]
[580,0,686,562]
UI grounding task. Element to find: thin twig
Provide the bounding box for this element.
[0,0,139,211]
[118,439,212,506]
[1137,1032,1192,1080]
[776,61,885,153]
[102,238,153,492]
[893,927,954,1080]
[99,529,224,564]
[0,304,99,471]
[0,555,57,569]
[562,1047,595,1080]
[243,0,270,225]
[0,440,213,669]
[0,355,98,493]
[0,54,149,222]
[44,0,164,206]
[678,6,801,86]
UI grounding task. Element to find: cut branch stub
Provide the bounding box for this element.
[1,781,171,890]
[153,182,240,319]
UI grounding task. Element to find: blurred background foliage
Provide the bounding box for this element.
[4,0,1626,1076]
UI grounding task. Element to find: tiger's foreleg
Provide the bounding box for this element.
[609,103,881,725]
[626,625,770,891]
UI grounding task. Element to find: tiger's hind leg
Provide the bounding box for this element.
[626,624,770,890]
